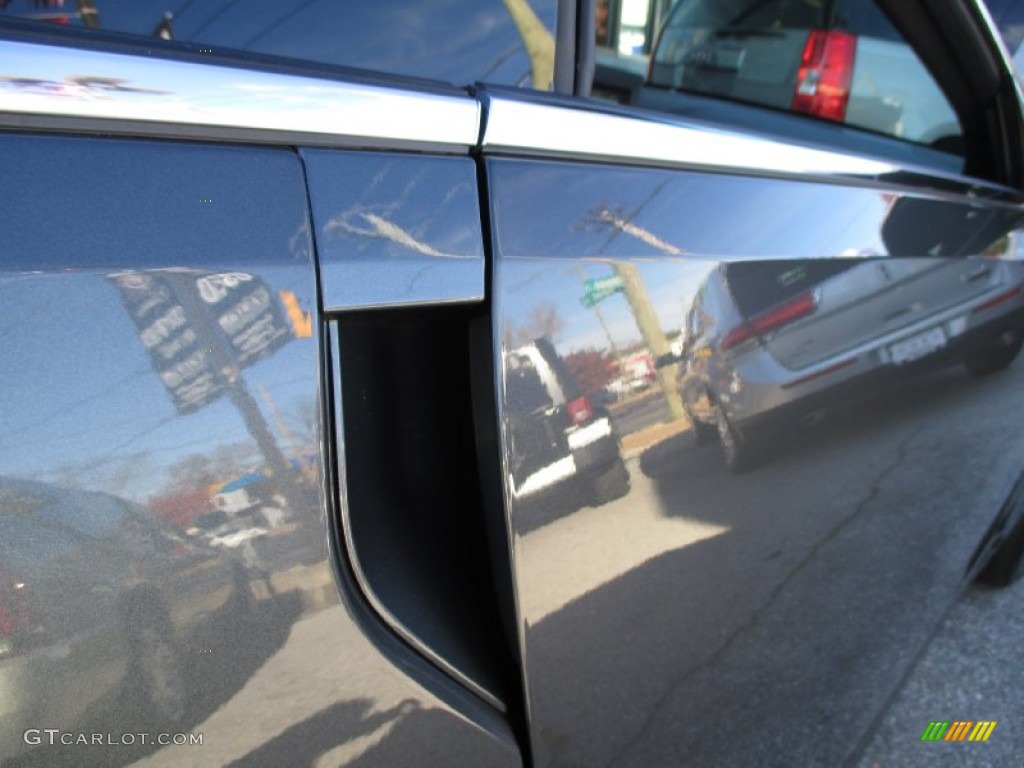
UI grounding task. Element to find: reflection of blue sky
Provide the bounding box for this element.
[497,258,715,353]
[491,160,888,261]
[0,269,317,502]
[4,0,557,87]
[0,135,317,503]
[305,150,484,307]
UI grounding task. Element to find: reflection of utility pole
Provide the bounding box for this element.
[579,198,686,421]
[501,0,555,89]
[614,261,685,420]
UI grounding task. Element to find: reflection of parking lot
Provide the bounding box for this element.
[520,359,1024,767]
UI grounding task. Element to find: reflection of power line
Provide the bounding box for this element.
[240,0,317,49]
[575,183,686,420]
[171,0,199,22]
[480,44,525,80]
[191,0,242,38]
[49,421,246,479]
[0,366,154,443]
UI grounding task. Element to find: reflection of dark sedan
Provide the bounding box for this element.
[506,339,630,504]
[678,257,1024,470]
[0,479,249,764]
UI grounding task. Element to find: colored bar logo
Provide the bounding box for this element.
[921,721,997,742]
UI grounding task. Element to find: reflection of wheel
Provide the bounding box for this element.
[716,408,756,472]
[133,613,187,722]
[688,410,717,445]
[589,458,630,505]
[684,386,716,445]
[965,329,1023,376]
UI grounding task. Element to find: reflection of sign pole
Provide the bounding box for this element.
[577,266,626,377]
[169,274,302,505]
[580,274,625,307]
[577,198,686,422]
[613,262,685,420]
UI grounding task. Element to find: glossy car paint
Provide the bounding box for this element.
[486,154,1024,765]
[1,0,1023,766]
[0,135,518,767]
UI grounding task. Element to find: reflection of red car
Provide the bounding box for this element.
[507,338,630,504]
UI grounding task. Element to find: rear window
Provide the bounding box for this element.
[649,0,961,148]
[724,260,855,318]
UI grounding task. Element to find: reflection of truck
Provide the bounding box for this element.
[212,473,269,515]
[507,338,630,504]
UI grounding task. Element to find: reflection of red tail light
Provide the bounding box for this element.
[722,291,817,350]
[792,30,856,122]
[971,286,1023,313]
[567,396,593,425]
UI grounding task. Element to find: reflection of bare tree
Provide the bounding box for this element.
[565,348,616,395]
[507,300,566,346]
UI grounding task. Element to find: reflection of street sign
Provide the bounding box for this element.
[581,275,624,307]
[112,270,292,414]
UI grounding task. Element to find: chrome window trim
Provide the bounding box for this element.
[0,39,480,152]
[481,95,900,177]
[480,94,1024,204]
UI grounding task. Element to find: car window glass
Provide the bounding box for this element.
[594,0,963,156]
[724,260,857,318]
[0,0,558,89]
[507,355,554,414]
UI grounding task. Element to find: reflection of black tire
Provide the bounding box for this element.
[965,329,1023,376]
[132,612,187,723]
[589,458,630,505]
[977,515,1024,587]
[689,411,717,445]
[716,408,757,472]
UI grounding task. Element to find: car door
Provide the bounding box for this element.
[482,1,1024,765]
[0,12,530,768]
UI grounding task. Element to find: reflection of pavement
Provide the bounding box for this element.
[133,603,417,768]
[519,459,727,621]
[522,362,1024,768]
[608,390,668,436]
[620,418,689,459]
[856,575,1024,767]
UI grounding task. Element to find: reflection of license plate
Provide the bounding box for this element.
[888,327,947,365]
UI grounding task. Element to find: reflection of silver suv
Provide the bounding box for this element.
[506,339,629,504]
[650,0,961,146]
[679,256,1024,470]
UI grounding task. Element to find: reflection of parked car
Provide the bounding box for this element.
[679,257,1024,469]
[0,478,248,765]
[506,338,629,504]
[649,0,961,146]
